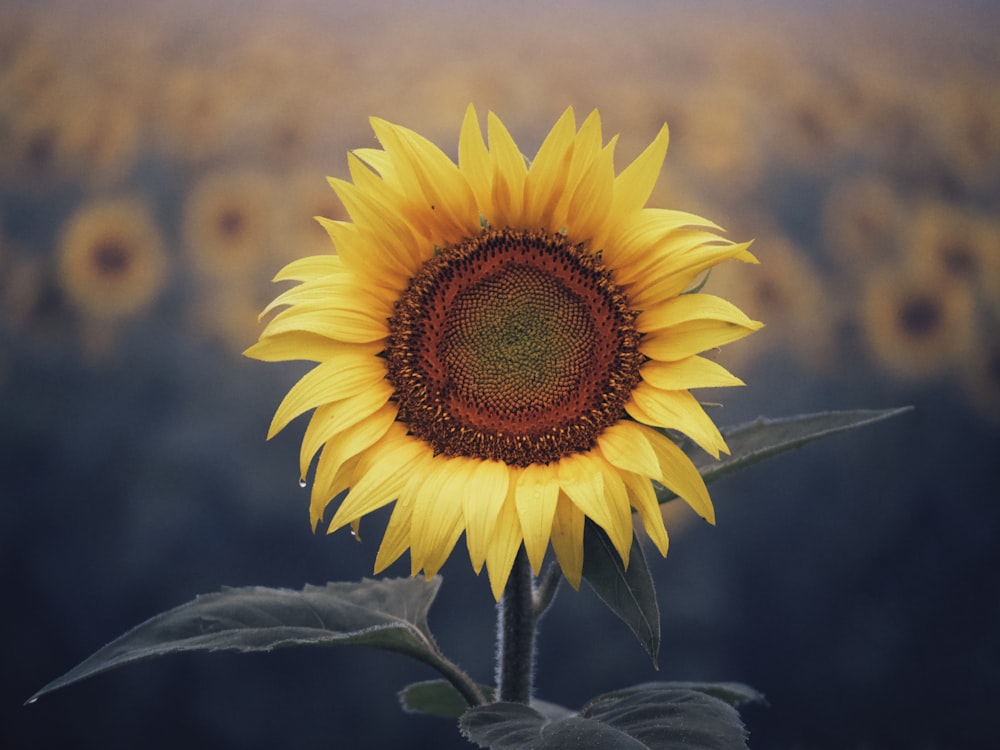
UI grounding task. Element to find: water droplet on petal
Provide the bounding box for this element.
[298,478,308,488]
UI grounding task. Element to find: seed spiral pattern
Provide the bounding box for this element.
[386,227,643,466]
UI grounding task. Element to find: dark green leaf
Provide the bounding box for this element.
[402,680,574,722]
[604,681,766,708]
[401,680,493,719]
[582,522,660,667]
[460,702,549,749]
[30,577,443,703]
[540,716,650,749]
[657,407,913,503]
[579,684,750,750]
[461,682,757,750]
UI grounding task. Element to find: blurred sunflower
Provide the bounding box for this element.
[248,107,761,598]
[909,201,1000,296]
[862,266,974,381]
[821,174,904,276]
[58,197,168,321]
[183,168,276,281]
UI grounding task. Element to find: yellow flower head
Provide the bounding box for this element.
[247,107,761,599]
[58,198,168,321]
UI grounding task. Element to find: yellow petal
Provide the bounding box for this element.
[309,449,359,530]
[613,122,670,216]
[332,161,426,273]
[326,426,427,533]
[523,107,576,229]
[638,424,715,524]
[351,146,394,178]
[596,421,661,478]
[602,210,723,271]
[273,254,343,283]
[306,405,395,519]
[409,456,470,578]
[299,391,396,479]
[567,136,617,243]
[315,217,411,290]
[259,274,393,320]
[310,402,397,530]
[459,104,493,216]
[626,383,728,458]
[637,294,763,360]
[621,471,669,556]
[639,317,763,362]
[551,109,603,228]
[259,301,389,345]
[626,242,758,308]
[244,333,374,363]
[640,356,745,390]
[463,460,511,574]
[613,229,730,286]
[485,486,524,602]
[514,463,560,574]
[370,117,480,245]
[596,460,633,568]
[486,111,527,226]
[267,356,388,439]
[374,494,414,574]
[557,452,631,565]
[550,493,585,589]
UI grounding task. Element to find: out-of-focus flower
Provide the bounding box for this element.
[934,78,1000,192]
[0,105,65,186]
[248,107,761,599]
[909,201,1000,298]
[57,90,143,186]
[182,168,276,281]
[821,174,905,276]
[153,65,241,164]
[862,265,975,381]
[768,64,862,172]
[57,197,168,321]
[670,84,766,199]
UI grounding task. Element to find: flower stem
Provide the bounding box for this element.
[496,547,536,703]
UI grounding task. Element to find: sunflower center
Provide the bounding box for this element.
[898,295,941,337]
[93,239,132,277]
[387,227,642,466]
[444,262,597,412]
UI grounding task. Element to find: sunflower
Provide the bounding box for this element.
[861,264,975,381]
[247,107,761,599]
[182,168,276,281]
[58,197,168,321]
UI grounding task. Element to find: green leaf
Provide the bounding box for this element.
[29,577,444,703]
[461,702,550,749]
[401,679,491,719]
[657,407,913,503]
[599,681,766,708]
[578,684,752,750]
[400,680,574,722]
[460,682,759,750]
[581,522,660,667]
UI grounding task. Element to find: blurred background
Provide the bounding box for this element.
[3,0,999,747]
